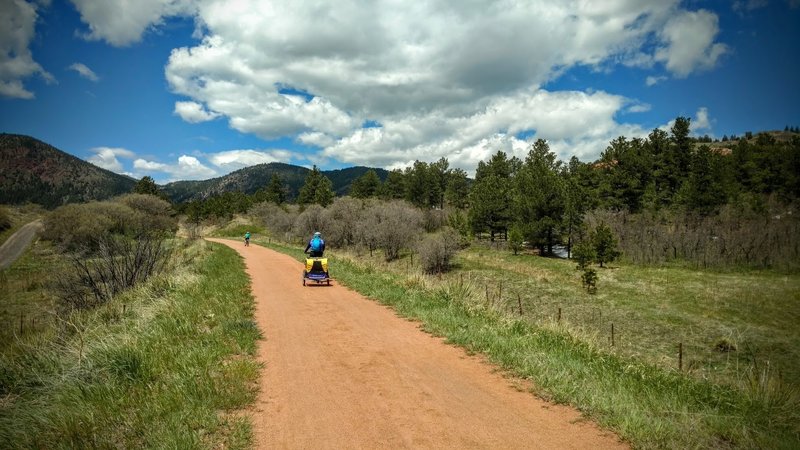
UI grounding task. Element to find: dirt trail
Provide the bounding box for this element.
[0,220,43,270]
[207,238,626,449]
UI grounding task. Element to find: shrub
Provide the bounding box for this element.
[116,194,177,234]
[44,201,138,251]
[417,228,461,274]
[293,205,328,241]
[581,268,598,294]
[54,233,172,310]
[0,206,11,232]
[321,197,366,247]
[508,226,524,255]
[250,202,297,238]
[360,200,423,260]
[592,223,621,268]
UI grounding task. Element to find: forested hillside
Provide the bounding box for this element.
[0,134,136,208]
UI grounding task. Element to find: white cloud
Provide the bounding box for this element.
[207,149,299,170]
[654,10,728,77]
[69,0,196,46]
[0,0,55,99]
[627,103,652,113]
[646,75,667,86]
[134,155,216,181]
[87,146,135,172]
[174,100,219,123]
[71,0,730,168]
[68,62,99,82]
[733,0,768,15]
[693,107,712,132]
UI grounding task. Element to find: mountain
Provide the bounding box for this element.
[0,134,136,208]
[162,164,388,203]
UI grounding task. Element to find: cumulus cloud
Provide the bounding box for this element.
[693,107,712,132]
[174,100,219,123]
[654,10,728,77]
[69,0,196,46]
[0,0,55,99]
[134,154,217,181]
[68,62,99,81]
[206,149,300,170]
[72,0,730,167]
[87,146,135,172]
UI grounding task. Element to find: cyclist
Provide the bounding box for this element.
[244,231,251,246]
[304,231,325,257]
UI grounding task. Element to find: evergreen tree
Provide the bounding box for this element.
[133,176,162,197]
[468,151,515,240]
[350,169,381,199]
[298,166,334,207]
[429,157,450,209]
[592,223,620,268]
[266,174,287,204]
[513,139,564,256]
[684,145,727,214]
[444,167,470,209]
[378,169,406,200]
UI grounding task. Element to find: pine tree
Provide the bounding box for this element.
[468,151,515,240]
[444,167,469,209]
[592,223,620,268]
[513,139,565,256]
[298,166,334,207]
[350,169,381,198]
[266,174,287,204]
[133,176,161,197]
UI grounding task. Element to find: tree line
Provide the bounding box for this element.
[166,117,799,269]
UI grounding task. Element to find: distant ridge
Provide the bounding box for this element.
[0,133,389,206]
[0,134,136,208]
[161,163,388,203]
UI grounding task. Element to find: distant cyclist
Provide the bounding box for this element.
[244,231,251,246]
[304,231,325,257]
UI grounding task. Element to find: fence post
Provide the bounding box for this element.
[611,323,615,347]
[679,342,683,371]
[19,313,23,334]
[517,293,523,316]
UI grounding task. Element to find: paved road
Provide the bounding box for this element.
[207,238,626,449]
[0,221,43,270]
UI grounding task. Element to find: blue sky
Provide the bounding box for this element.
[1,0,798,183]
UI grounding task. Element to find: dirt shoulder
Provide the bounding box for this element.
[207,238,626,449]
[0,220,43,270]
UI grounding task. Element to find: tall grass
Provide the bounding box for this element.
[253,235,799,449]
[0,240,259,449]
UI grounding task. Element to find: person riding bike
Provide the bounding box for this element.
[244,231,251,246]
[304,231,325,257]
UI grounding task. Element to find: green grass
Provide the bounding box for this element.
[0,240,260,449]
[253,237,799,449]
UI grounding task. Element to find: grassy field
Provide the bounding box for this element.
[240,229,799,449]
[0,239,260,449]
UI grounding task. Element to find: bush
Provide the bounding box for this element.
[581,268,598,294]
[293,205,328,241]
[54,234,172,310]
[250,202,297,239]
[321,197,366,247]
[360,200,423,260]
[0,206,11,232]
[508,226,524,255]
[116,194,177,234]
[44,201,138,251]
[592,223,621,268]
[572,240,597,270]
[416,228,461,274]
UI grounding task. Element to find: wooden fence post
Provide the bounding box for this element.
[611,323,615,347]
[679,342,683,371]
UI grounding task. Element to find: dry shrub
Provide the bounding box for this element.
[416,227,461,273]
[321,197,366,247]
[55,234,172,311]
[293,205,328,241]
[250,202,297,239]
[360,200,423,260]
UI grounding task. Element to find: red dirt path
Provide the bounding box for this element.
[207,238,627,449]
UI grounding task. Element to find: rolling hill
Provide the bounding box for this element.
[0,134,389,206]
[0,134,136,208]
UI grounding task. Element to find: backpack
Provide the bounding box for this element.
[310,237,323,252]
